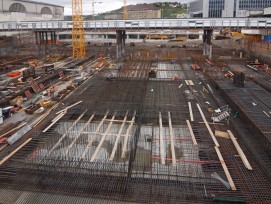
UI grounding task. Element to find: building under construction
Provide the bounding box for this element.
[0,39,271,203]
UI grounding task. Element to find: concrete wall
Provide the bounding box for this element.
[188,0,204,17]
[0,0,64,21]
[222,0,234,17]
[264,7,271,15]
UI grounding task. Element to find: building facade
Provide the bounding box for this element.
[188,0,271,18]
[0,0,64,21]
[104,4,161,20]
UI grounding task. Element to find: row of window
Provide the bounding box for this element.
[239,0,271,10]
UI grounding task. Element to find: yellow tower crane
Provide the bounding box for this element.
[123,0,128,19]
[72,0,86,59]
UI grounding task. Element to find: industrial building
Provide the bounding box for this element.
[104,4,161,20]
[188,0,271,18]
[0,0,64,21]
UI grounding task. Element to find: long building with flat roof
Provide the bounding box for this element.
[188,0,271,18]
[0,0,64,21]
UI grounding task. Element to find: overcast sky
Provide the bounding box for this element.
[37,0,190,15]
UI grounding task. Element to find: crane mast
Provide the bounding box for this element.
[72,0,86,59]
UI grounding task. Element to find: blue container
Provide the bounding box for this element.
[264,36,271,42]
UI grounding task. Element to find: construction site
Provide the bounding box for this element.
[0,1,271,204]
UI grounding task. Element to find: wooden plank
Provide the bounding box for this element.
[31,102,60,128]
[47,110,88,155]
[55,101,82,115]
[90,113,116,162]
[263,111,270,118]
[121,111,136,159]
[51,111,65,123]
[186,120,197,145]
[105,119,132,123]
[199,122,224,125]
[188,102,194,122]
[0,138,32,166]
[188,80,194,86]
[0,122,27,139]
[197,103,219,147]
[168,112,176,165]
[109,111,128,161]
[214,146,237,191]
[215,130,230,138]
[65,113,96,156]
[202,86,209,93]
[159,112,165,165]
[42,111,66,133]
[227,130,253,170]
[200,90,206,99]
[0,144,8,153]
[80,111,109,160]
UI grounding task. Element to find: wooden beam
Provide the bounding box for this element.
[105,119,133,123]
[31,102,60,128]
[188,80,194,86]
[42,110,66,133]
[109,111,128,161]
[214,146,237,191]
[55,101,82,115]
[0,122,27,139]
[263,111,270,118]
[47,110,88,155]
[90,113,116,162]
[0,138,32,166]
[197,103,219,147]
[80,111,109,160]
[188,102,194,122]
[227,130,253,170]
[121,111,136,159]
[199,122,224,125]
[65,113,96,156]
[51,111,66,123]
[186,120,197,145]
[159,112,165,165]
[168,112,176,165]
[215,130,230,138]
[200,90,206,99]
[0,144,8,153]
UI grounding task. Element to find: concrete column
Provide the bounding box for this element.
[203,29,213,59]
[51,31,54,45]
[35,32,38,45]
[45,32,48,45]
[116,30,126,58]
[39,32,42,45]
[203,30,207,56]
